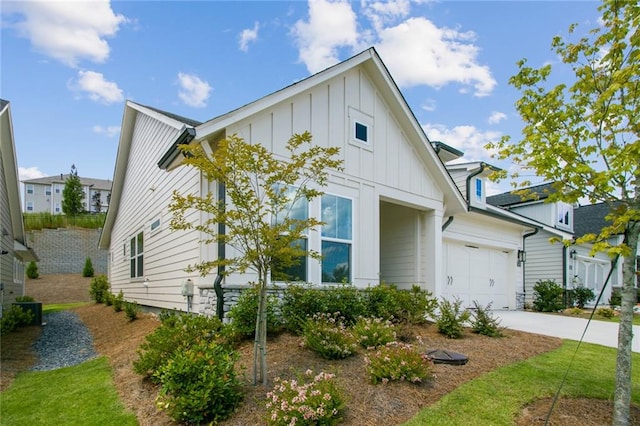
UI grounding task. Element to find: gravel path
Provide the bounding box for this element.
[30,311,98,371]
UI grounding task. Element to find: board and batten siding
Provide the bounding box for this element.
[522,230,564,304]
[222,65,444,289]
[109,111,205,312]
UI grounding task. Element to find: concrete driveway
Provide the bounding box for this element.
[496,311,640,353]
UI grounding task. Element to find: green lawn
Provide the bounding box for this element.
[0,357,137,426]
[404,341,640,425]
[43,302,89,314]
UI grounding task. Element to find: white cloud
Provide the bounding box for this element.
[423,123,502,162]
[93,125,121,138]
[18,166,46,182]
[69,70,124,104]
[291,0,360,73]
[3,0,127,68]
[421,99,437,112]
[239,22,259,52]
[177,72,212,108]
[376,18,496,96]
[291,1,496,97]
[488,111,507,124]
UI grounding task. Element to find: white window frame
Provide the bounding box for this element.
[45,188,51,196]
[150,215,162,236]
[26,184,34,194]
[348,107,374,150]
[14,258,24,284]
[320,193,353,284]
[26,201,34,211]
[54,203,61,213]
[129,231,144,279]
[54,184,61,194]
[557,202,572,229]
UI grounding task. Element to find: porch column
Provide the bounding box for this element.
[422,209,443,296]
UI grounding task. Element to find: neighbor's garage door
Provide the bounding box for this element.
[443,242,509,309]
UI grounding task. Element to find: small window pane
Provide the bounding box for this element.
[272,239,307,282]
[130,259,136,278]
[475,179,482,200]
[337,197,352,240]
[137,255,144,277]
[130,238,136,256]
[137,233,144,253]
[151,219,161,231]
[355,122,368,142]
[322,241,350,283]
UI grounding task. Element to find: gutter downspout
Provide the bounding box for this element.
[465,163,487,203]
[442,216,455,231]
[522,228,539,301]
[214,181,225,320]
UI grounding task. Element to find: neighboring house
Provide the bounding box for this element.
[22,174,112,214]
[99,48,472,315]
[488,184,622,306]
[1,99,38,314]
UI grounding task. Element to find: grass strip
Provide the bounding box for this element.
[405,340,640,425]
[43,302,89,314]
[0,357,136,426]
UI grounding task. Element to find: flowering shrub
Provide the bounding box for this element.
[352,317,396,348]
[303,313,357,359]
[266,370,344,426]
[364,342,433,384]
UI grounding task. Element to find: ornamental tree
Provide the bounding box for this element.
[169,132,342,386]
[62,164,85,216]
[487,2,639,423]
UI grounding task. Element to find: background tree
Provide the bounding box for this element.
[62,164,85,216]
[92,190,102,213]
[487,2,639,423]
[169,132,342,386]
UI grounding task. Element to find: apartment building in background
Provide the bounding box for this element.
[22,174,112,214]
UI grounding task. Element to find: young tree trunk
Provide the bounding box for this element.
[613,220,639,426]
[252,271,269,386]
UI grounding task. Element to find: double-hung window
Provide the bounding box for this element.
[130,232,144,278]
[26,184,34,194]
[321,194,352,283]
[272,185,308,282]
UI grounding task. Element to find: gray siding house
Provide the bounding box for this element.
[22,174,112,214]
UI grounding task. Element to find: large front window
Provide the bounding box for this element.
[272,185,308,282]
[321,194,352,283]
[130,232,144,278]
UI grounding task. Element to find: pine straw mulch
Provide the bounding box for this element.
[1,274,636,425]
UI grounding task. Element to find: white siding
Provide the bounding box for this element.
[511,203,553,227]
[380,202,417,289]
[109,112,204,312]
[222,65,445,289]
[522,230,564,304]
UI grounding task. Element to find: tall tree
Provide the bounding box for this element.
[92,190,102,213]
[62,164,85,216]
[169,132,342,386]
[487,2,639,423]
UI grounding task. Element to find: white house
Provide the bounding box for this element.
[100,48,557,316]
[22,173,112,214]
[1,99,38,314]
[487,184,625,306]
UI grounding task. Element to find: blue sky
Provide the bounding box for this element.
[1,0,601,195]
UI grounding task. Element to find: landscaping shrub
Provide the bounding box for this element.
[609,288,622,308]
[352,317,396,348]
[134,311,223,383]
[321,283,367,325]
[435,298,470,339]
[26,261,39,279]
[82,257,94,277]
[281,284,328,334]
[157,340,243,424]
[112,290,125,312]
[571,287,595,309]
[0,305,34,335]
[566,307,584,315]
[15,295,35,302]
[596,307,616,319]
[124,301,140,321]
[364,342,433,384]
[532,279,564,312]
[469,301,503,337]
[227,286,282,339]
[303,312,357,360]
[89,275,110,303]
[265,370,344,426]
[364,283,437,324]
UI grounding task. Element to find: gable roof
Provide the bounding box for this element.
[573,202,620,236]
[98,101,199,249]
[432,141,464,163]
[159,47,467,215]
[0,99,38,261]
[22,174,113,190]
[486,182,555,207]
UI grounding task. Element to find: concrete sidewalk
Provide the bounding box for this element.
[496,311,640,353]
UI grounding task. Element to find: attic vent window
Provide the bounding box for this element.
[355,122,368,143]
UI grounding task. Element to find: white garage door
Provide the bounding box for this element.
[443,242,509,309]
